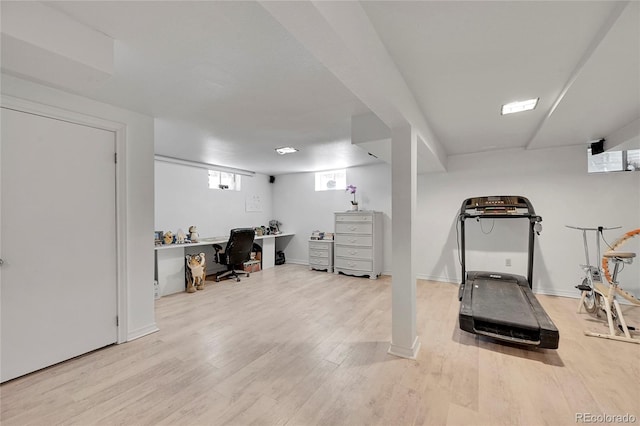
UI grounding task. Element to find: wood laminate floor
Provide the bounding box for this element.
[2,264,639,425]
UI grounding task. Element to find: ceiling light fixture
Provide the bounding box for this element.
[275,147,298,155]
[501,98,539,115]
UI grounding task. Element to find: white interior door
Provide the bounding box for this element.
[1,107,118,382]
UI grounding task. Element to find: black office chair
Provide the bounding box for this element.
[213,228,255,282]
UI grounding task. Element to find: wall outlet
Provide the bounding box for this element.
[505,258,512,267]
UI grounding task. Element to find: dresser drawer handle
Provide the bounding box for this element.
[349,250,358,255]
[348,226,357,231]
[349,238,357,243]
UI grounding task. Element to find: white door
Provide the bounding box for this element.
[1,107,118,382]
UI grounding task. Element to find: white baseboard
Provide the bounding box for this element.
[127,323,159,341]
[533,288,577,299]
[416,273,583,297]
[416,273,458,284]
[286,258,308,266]
[421,276,640,306]
[291,266,637,305]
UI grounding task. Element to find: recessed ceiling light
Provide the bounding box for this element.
[275,147,298,155]
[501,98,539,115]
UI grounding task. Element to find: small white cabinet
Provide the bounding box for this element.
[334,211,383,279]
[309,240,334,272]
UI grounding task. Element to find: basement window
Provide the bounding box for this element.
[315,169,346,191]
[587,148,639,173]
[208,170,241,191]
[626,149,640,171]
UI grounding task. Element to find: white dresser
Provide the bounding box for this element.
[334,211,383,279]
[308,240,334,272]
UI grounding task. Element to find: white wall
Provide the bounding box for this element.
[155,125,640,313]
[272,163,392,272]
[1,74,157,340]
[271,146,639,301]
[154,160,274,270]
[154,160,392,274]
[417,145,640,299]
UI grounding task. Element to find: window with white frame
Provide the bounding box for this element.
[587,149,623,173]
[208,170,242,191]
[626,149,639,171]
[587,148,640,173]
[315,169,346,191]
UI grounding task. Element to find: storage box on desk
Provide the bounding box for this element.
[243,260,261,273]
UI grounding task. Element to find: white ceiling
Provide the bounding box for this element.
[2,1,638,175]
[363,1,639,154]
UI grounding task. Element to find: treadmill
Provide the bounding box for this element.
[457,196,559,349]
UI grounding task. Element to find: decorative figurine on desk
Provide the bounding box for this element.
[188,225,199,243]
[269,220,281,235]
[176,228,187,244]
[163,231,174,245]
[185,253,206,293]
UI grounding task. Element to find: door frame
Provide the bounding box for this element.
[1,95,129,343]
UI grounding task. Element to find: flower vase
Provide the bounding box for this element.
[351,203,359,211]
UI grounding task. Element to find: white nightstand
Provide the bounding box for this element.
[309,239,334,273]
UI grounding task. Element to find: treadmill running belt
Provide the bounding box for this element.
[471,278,539,331]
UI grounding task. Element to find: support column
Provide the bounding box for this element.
[388,124,420,359]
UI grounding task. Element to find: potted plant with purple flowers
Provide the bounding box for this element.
[346,184,358,211]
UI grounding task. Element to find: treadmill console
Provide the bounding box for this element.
[462,196,533,217]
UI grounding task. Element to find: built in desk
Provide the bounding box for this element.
[154,232,294,296]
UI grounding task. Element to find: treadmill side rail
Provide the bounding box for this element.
[459,282,474,334]
[521,287,560,349]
